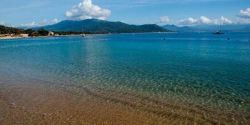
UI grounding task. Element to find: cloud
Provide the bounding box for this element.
[235,18,250,24]
[219,16,232,24]
[65,0,111,20]
[22,21,36,27]
[234,8,250,24]
[178,16,232,25]
[178,16,214,25]
[0,21,5,25]
[179,17,198,25]
[21,18,60,27]
[238,8,250,19]
[159,16,170,24]
[199,16,213,24]
[0,21,15,27]
[38,18,59,26]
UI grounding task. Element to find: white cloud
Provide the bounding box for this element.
[65,0,111,20]
[178,16,232,25]
[159,16,170,24]
[234,8,250,24]
[21,18,60,27]
[235,18,250,24]
[199,16,213,24]
[178,17,199,25]
[239,8,250,19]
[0,21,5,25]
[219,16,232,24]
[38,18,59,26]
[22,21,36,27]
[0,21,15,27]
[51,18,59,23]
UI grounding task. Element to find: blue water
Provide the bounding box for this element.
[0,32,250,110]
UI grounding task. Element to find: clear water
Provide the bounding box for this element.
[0,32,250,110]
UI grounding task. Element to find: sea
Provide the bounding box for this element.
[0,32,249,118]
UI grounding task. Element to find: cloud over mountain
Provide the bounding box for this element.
[178,16,232,25]
[238,8,250,19]
[21,18,59,27]
[220,16,232,24]
[159,16,170,24]
[65,0,111,20]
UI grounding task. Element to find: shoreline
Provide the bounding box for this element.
[0,32,172,40]
[0,36,22,40]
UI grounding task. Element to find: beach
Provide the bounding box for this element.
[0,36,22,40]
[0,34,29,40]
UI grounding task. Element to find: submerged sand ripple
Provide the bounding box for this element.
[0,78,249,125]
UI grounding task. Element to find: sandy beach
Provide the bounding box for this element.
[0,36,22,40]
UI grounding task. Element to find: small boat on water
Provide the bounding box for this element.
[213,23,224,35]
[81,34,86,37]
[213,31,224,35]
[81,24,86,37]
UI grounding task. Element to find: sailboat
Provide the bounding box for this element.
[213,30,224,35]
[213,22,224,35]
[81,33,86,37]
[81,23,86,37]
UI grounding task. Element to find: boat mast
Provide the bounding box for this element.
[219,18,223,32]
[82,21,85,37]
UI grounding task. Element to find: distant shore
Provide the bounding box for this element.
[0,34,29,40]
[0,32,175,40]
[0,36,21,40]
[0,34,71,40]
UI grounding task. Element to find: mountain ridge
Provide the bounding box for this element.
[34,19,168,33]
[0,25,23,34]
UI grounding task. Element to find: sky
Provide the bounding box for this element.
[0,0,250,27]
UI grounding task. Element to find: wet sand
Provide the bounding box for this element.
[0,78,249,125]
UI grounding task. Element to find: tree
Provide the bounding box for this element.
[37,29,49,36]
[25,29,35,36]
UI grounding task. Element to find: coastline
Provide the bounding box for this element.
[0,36,22,40]
[0,31,172,40]
[0,34,29,40]
[0,34,90,40]
[0,35,64,40]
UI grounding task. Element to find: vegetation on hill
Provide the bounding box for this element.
[0,25,53,37]
[0,25,23,34]
[38,19,168,33]
[1,19,169,37]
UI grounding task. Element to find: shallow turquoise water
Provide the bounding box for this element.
[0,32,250,110]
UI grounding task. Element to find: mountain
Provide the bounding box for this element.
[0,25,23,34]
[36,19,168,33]
[191,24,250,32]
[163,25,195,32]
[163,24,250,32]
